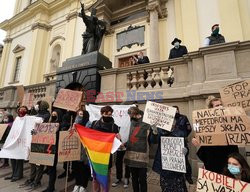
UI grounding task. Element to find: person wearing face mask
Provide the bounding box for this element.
[4,106,28,182]
[42,109,62,192]
[203,24,225,46]
[72,110,91,192]
[124,107,152,192]
[223,153,250,182]
[0,114,14,168]
[132,51,150,65]
[91,105,120,192]
[22,100,51,190]
[168,38,188,59]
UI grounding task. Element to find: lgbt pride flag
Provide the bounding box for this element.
[75,124,116,192]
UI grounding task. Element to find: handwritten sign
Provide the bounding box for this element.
[197,168,250,192]
[22,93,35,109]
[143,101,176,131]
[53,89,83,112]
[192,107,250,146]
[0,124,9,140]
[58,130,81,162]
[29,123,59,166]
[161,137,186,173]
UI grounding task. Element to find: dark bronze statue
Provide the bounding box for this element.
[79,3,107,55]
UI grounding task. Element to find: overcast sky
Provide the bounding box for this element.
[0,0,16,44]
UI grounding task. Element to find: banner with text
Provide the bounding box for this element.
[192,107,250,146]
[86,104,134,142]
[143,101,176,131]
[197,168,250,192]
[220,80,250,112]
[53,89,83,112]
[58,130,81,162]
[0,116,43,160]
[29,123,59,166]
[161,136,186,173]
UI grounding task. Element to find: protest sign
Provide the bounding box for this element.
[0,124,8,140]
[0,116,43,160]
[58,130,81,162]
[220,80,250,112]
[86,104,134,142]
[22,93,35,109]
[29,123,59,166]
[161,137,186,173]
[192,107,250,146]
[16,85,25,104]
[143,101,176,131]
[53,89,83,112]
[197,168,250,192]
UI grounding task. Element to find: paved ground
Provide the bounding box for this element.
[0,162,196,192]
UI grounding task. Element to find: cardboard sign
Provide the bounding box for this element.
[58,130,81,162]
[16,85,25,104]
[193,107,250,146]
[143,101,176,131]
[197,168,250,192]
[0,124,9,140]
[220,80,250,112]
[53,89,83,112]
[161,137,186,173]
[29,123,59,166]
[22,93,35,109]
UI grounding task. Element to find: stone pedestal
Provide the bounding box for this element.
[56,51,112,99]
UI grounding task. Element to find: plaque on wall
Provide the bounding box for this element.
[117,25,145,52]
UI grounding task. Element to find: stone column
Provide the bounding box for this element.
[147,4,160,63]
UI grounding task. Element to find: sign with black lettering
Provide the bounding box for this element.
[197,168,250,192]
[193,107,250,146]
[220,80,250,112]
[143,101,176,131]
[161,137,186,173]
[29,123,59,166]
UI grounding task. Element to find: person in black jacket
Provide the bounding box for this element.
[168,38,188,59]
[132,51,150,64]
[203,24,225,46]
[91,105,120,192]
[21,100,51,190]
[42,109,62,192]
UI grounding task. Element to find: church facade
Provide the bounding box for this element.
[0,0,250,174]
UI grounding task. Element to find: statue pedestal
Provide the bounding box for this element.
[56,51,112,97]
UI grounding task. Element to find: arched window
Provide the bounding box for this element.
[50,44,61,72]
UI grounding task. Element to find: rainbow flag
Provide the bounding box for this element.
[75,124,116,192]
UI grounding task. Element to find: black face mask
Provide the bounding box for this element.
[102,116,113,123]
[131,117,138,122]
[175,113,180,118]
[51,116,58,122]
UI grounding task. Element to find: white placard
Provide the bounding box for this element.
[161,136,186,173]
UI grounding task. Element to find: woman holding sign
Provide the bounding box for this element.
[223,152,250,182]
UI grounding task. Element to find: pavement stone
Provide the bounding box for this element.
[0,162,196,192]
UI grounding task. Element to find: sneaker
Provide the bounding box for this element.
[72,185,80,192]
[124,178,129,188]
[79,186,87,192]
[112,179,121,187]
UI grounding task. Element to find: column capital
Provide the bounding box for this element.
[31,22,52,31]
[3,38,13,44]
[146,1,168,19]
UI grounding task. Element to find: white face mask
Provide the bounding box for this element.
[34,104,39,111]
[174,42,180,48]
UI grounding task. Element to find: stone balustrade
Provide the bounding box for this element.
[99,41,250,103]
